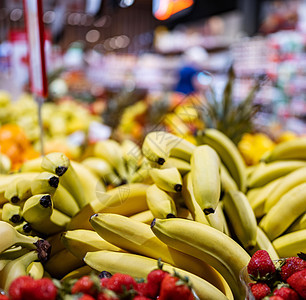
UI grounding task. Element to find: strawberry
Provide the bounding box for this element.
[0,295,10,300]
[71,276,97,296]
[267,296,285,300]
[97,291,119,300]
[247,250,276,281]
[133,297,151,300]
[22,278,57,300]
[280,257,306,281]
[159,273,194,300]
[100,277,110,288]
[78,295,96,300]
[286,268,306,299]
[8,276,34,300]
[273,286,299,300]
[249,282,271,300]
[145,268,169,298]
[106,273,137,294]
[136,282,148,297]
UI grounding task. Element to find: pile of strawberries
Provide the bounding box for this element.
[246,250,306,300]
[1,266,195,300]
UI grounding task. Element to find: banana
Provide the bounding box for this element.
[27,261,44,280]
[4,177,32,204]
[248,160,306,188]
[30,172,59,195]
[264,167,306,213]
[22,194,53,224]
[272,229,306,258]
[81,157,121,186]
[94,139,128,181]
[44,248,84,279]
[121,139,142,177]
[218,201,230,236]
[61,229,123,260]
[0,221,39,253]
[161,157,191,176]
[248,177,284,218]
[146,184,177,218]
[250,227,279,260]
[191,145,221,215]
[129,210,154,224]
[84,250,229,300]
[142,131,195,165]
[263,137,306,162]
[0,251,39,290]
[286,213,306,233]
[0,247,30,271]
[2,203,23,225]
[177,207,194,220]
[47,232,65,257]
[181,172,209,225]
[61,265,96,281]
[67,183,149,230]
[151,217,250,300]
[149,167,182,193]
[223,190,257,250]
[197,128,247,192]
[206,203,227,233]
[0,153,11,174]
[20,157,43,172]
[14,221,34,236]
[220,164,238,192]
[260,182,306,240]
[89,213,229,293]
[41,152,70,176]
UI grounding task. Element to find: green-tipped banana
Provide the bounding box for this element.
[161,157,191,176]
[263,137,306,162]
[259,183,306,240]
[191,145,221,215]
[286,213,306,233]
[2,203,23,225]
[0,251,39,290]
[151,217,250,300]
[223,190,257,250]
[181,172,209,225]
[149,167,182,193]
[272,229,306,258]
[197,128,247,192]
[146,184,177,218]
[27,261,44,280]
[4,177,32,204]
[264,167,306,213]
[61,229,123,260]
[94,139,128,181]
[248,160,306,188]
[30,172,59,195]
[22,194,53,224]
[84,250,229,300]
[41,152,70,176]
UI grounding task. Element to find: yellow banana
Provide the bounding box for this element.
[121,139,142,177]
[220,164,238,193]
[2,203,23,225]
[61,229,123,259]
[129,210,154,224]
[61,265,96,281]
[27,261,44,280]
[20,157,43,172]
[151,217,250,300]
[4,177,32,204]
[223,190,257,250]
[177,207,194,220]
[286,213,306,233]
[260,182,306,240]
[264,167,306,213]
[248,160,306,188]
[14,221,34,236]
[146,184,177,218]
[0,247,29,271]
[161,157,191,176]
[181,172,209,225]
[30,171,59,195]
[84,250,229,300]
[197,128,247,192]
[272,229,306,258]
[206,203,227,233]
[191,145,221,215]
[41,152,70,176]
[149,167,182,192]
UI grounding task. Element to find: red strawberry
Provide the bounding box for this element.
[106,273,137,294]
[145,268,169,298]
[97,291,119,300]
[268,297,285,300]
[249,282,271,300]
[247,250,276,281]
[159,274,194,300]
[273,286,299,300]
[71,276,97,296]
[0,295,10,300]
[287,268,306,299]
[133,297,151,300]
[100,277,110,288]
[78,295,95,300]
[8,276,34,300]
[23,278,57,300]
[136,282,148,297]
[280,257,306,281]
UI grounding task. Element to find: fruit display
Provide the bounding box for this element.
[0,127,305,299]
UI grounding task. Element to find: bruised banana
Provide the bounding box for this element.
[90,213,230,294]
[84,250,229,300]
[149,167,182,193]
[61,229,123,260]
[191,145,221,215]
[260,182,306,240]
[151,217,250,300]
[146,184,177,219]
[161,157,191,176]
[2,203,23,225]
[223,190,257,250]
